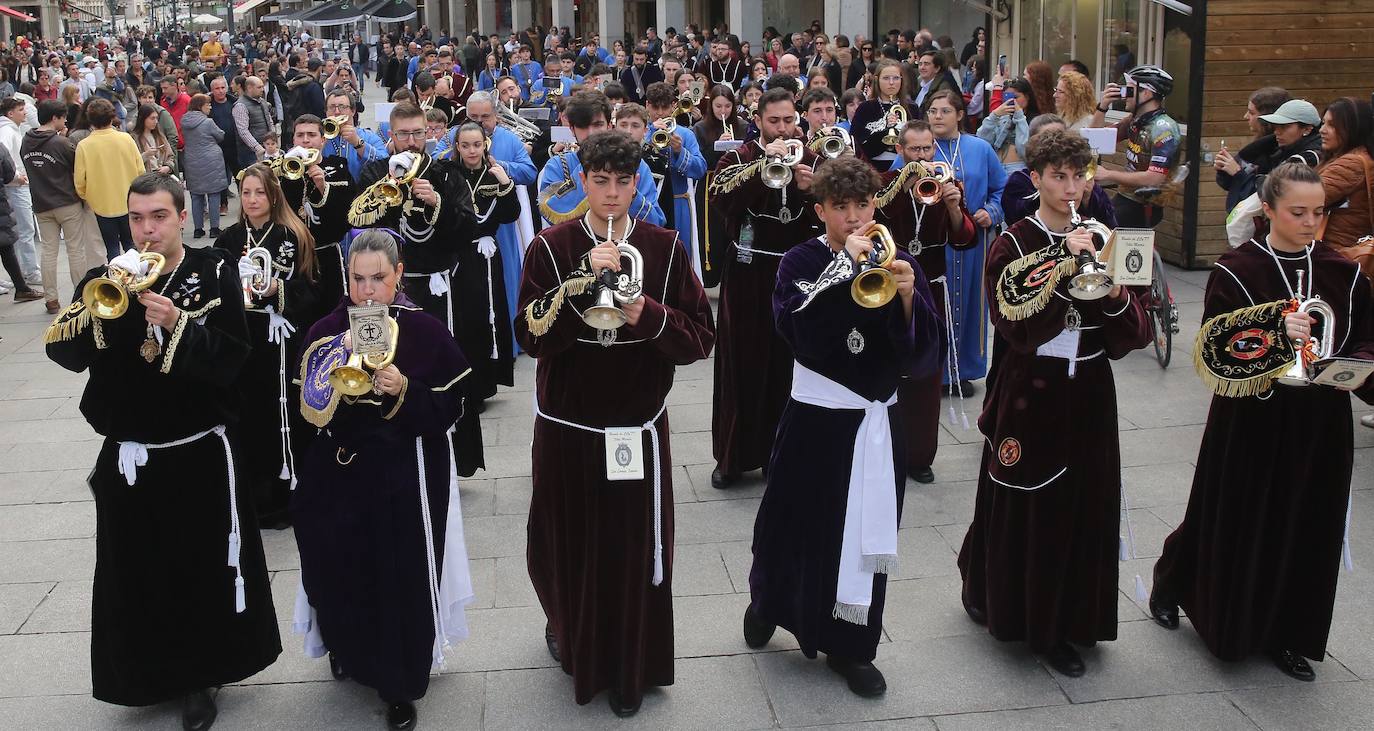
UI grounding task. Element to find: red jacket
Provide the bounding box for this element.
[161,92,191,149]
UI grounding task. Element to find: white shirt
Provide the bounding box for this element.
[0,117,28,181]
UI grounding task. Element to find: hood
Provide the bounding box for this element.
[23,128,59,144]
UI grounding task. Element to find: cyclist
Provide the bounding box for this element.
[1089,65,1182,229]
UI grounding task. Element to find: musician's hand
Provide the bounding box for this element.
[668,129,683,153]
[307,163,326,193]
[342,330,352,350]
[137,290,180,330]
[342,121,361,147]
[972,208,992,228]
[1285,311,1316,344]
[891,258,916,299]
[263,279,280,298]
[793,163,814,190]
[372,364,405,396]
[1065,227,1097,257]
[588,240,622,272]
[941,181,962,209]
[884,108,902,126]
[843,232,874,263]
[621,295,645,326]
[551,141,570,155]
[411,178,438,206]
[763,138,790,158]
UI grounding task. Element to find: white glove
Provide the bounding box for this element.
[476,236,497,259]
[238,258,264,280]
[264,306,296,344]
[428,272,449,296]
[390,151,418,178]
[110,249,147,276]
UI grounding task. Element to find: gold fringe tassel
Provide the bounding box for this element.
[523,275,596,336]
[538,193,590,225]
[1192,300,1294,398]
[995,256,1078,321]
[42,302,91,344]
[874,160,925,209]
[707,159,764,196]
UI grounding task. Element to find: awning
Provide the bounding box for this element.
[306,0,368,26]
[293,0,347,24]
[1148,0,1193,14]
[262,5,313,22]
[360,0,416,23]
[64,4,106,21]
[0,5,36,21]
[233,0,272,16]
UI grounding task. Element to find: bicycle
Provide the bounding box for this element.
[1142,248,1179,368]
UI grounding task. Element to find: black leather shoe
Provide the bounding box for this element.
[1148,588,1179,630]
[743,604,776,648]
[908,465,935,483]
[328,652,348,680]
[1042,642,1086,677]
[825,655,887,697]
[961,587,986,626]
[607,689,641,717]
[1271,650,1316,682]
[182,689,217,731]
[710,467,738,490]
[544,623,560,663]
[385,701,417,730]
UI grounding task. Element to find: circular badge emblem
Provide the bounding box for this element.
[615,443,633,467]
[997,437,1022,467]
[1125,249,1144,274]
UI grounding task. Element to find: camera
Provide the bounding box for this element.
[1120,84,1136,99]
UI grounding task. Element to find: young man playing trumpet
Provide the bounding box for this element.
[279,113,357,309]
[744,155,942,697]
[876,120,976,483]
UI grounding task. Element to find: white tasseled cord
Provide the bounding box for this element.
[414,437,448,666]
[216,426,247,613]
[935,275,969,430]
[275,337,297,487]
[1343,491,1354,571]
[486,257,499,359]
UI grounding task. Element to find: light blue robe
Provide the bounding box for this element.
[641,126,707,272]
[537,152,666,227]
[321,128,389,182]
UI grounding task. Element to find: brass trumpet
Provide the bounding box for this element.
[329,308,401,397]
[1066,201,1114,301]
[582,216,645,331]
[675,84,703,116]
[851,222,899,309]
[650,117,678,151]
[808,126,853,159]
[761,139,805,189]
[1277,269,1336,387]
[375,152,426,207]
[240,246,274,306]
[281,147,321,180]
[321,115,347,140]
[81,246,166,319]
[914,161,954,206]
[880,102,908,147]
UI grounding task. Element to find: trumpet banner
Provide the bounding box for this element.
[300,333,350,428]
[1193,299,1297,398]
[994,241,1079,321]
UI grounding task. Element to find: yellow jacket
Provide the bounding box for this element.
[74,128,147,217]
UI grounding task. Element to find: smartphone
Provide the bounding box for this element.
[542,76,561,89]
[1120,85,1136,99]
[1002,90,1016,104]
[997,54,1007,77]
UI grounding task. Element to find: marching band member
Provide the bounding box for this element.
[538,90,666,227]
[703,39,746,91]
[293,230,475,731]
[450,122,521,405]
[875,121,976,482]
[612,103,674,229]
[214,162,319,528]
[279,114,358,310]
[510,44,544,102]
[644,82,709,275]
[1001,114,1117,228]
[745,155,941,698]
[1152,162,1374,681]
[45,173,280,729]
[850,60,920,170]
[414,73,456,124]
[319,90,387,183]
[516,131,715,717]
[530,58,574,109]
[691,84,749,288]
[708,87,820,489]
[619,46,663,105]
[800,87,841,143]
[957,131,1149,678]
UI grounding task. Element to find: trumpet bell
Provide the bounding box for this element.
[852,268,898,309]
[322,117,342,139]
[651,128,672,150]
[820,135,847,158]
[761,162,793,189]
[81,277,129,319]
[915,177,943,206]
[376,181,404,207]
[329,353,374,396]
[1069,260,1112,300]
[583,302,630,330]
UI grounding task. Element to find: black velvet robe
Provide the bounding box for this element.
[515,218,715,705]
[1154,239,1374,661]
[850,99,921,168]
[877,180,977,469]
[749,236,942,661]
[957,216,1151,651]
[214,222,321,525]
[280,153,355,314]
[709,140,821,475]
[292,298,471,703]
[46,247,281,705]
[453,164,520,401]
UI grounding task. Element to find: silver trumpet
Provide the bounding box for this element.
[582,216,646,330]
[808,125,853,159]
[761,139,805,189]
[241,246,274,306]
[1277,269,1336,387]
[1066,201,1114,300]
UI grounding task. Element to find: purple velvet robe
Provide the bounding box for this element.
[877,180,978,469]
[709,140,822,475]
[515,218,715,706]
[957,216,1151,651]
[1154,239,1374,662]
[292,298,470,703]
[749,236,942,661]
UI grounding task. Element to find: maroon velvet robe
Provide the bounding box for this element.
[515,217,715,706]
[957,216,1151,651]
[876,179,977,470]
[709,140,821,475]
[1154,239,1374,662]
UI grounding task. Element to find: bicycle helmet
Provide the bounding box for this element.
[1124,65,1173,98]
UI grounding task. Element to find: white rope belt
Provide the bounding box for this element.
[735,243,784,258]
[404,269,455,334]
[933,275,969,430]
[414,435,448,665]
[117,424,246,614]
[533,397,669,585]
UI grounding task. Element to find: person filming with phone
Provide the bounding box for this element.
[1089,64,1181,228]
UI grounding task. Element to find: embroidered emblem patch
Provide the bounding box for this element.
[907,239,923,256]
[1226,328,1274,361]
[997,437,1022,467]
[847,327,865,354]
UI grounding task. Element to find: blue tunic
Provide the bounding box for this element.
[640,127,707,261]
[537,151,666,227]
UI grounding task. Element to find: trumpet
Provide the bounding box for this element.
[761,139,805,189]
[650,117,677,151]
[582,216,645,331]
[281,146,321,180]
[240,246,274,306]
[1066,201,1114,301]
[914,161,954,206]
[329,306,401,397]
[675,85,703,116]
[880,102,908,147]
[1277,269,1336,387]
[321,115,347,139]
[81,245,166,319]
[375,152,426,207]
[808,125,853,159]
[851,222,900,309]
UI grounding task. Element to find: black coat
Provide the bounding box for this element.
[0,151,16,249]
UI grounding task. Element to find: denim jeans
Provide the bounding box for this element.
[191,192,223,232]
[352,63,365,90]
[95,214,134,260]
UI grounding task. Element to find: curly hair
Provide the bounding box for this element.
[1056,70,1096,125]
[810,155,882,206]
[1024,129,1093,174]
[578,130,642,175]
[1023,60,1056,119]
[565,89,613,129]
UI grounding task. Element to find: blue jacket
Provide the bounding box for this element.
[320,127,388,182]
[538,150,665,226]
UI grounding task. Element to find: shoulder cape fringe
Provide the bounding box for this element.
[537,185,589,224]
[299,334,345,428]
[347,183,388,227]
[1193,299,1296,398]
[43,301,91,344]
[523,274,596,336]
[994,242,1078,321]
[707,158,763,196]
[874,160,925,209]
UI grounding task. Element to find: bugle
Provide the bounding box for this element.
[329,308,401,397]
[761,139,805,189]
[582,216,646,331]
[880,103,908,147]
[81,245,166,319]
[914,161,954,206]
[281,146,322,180]
[1277,269,1336,387]
[1066,201,1113,301]
[240,247,274,306]
[851,222,900,309]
